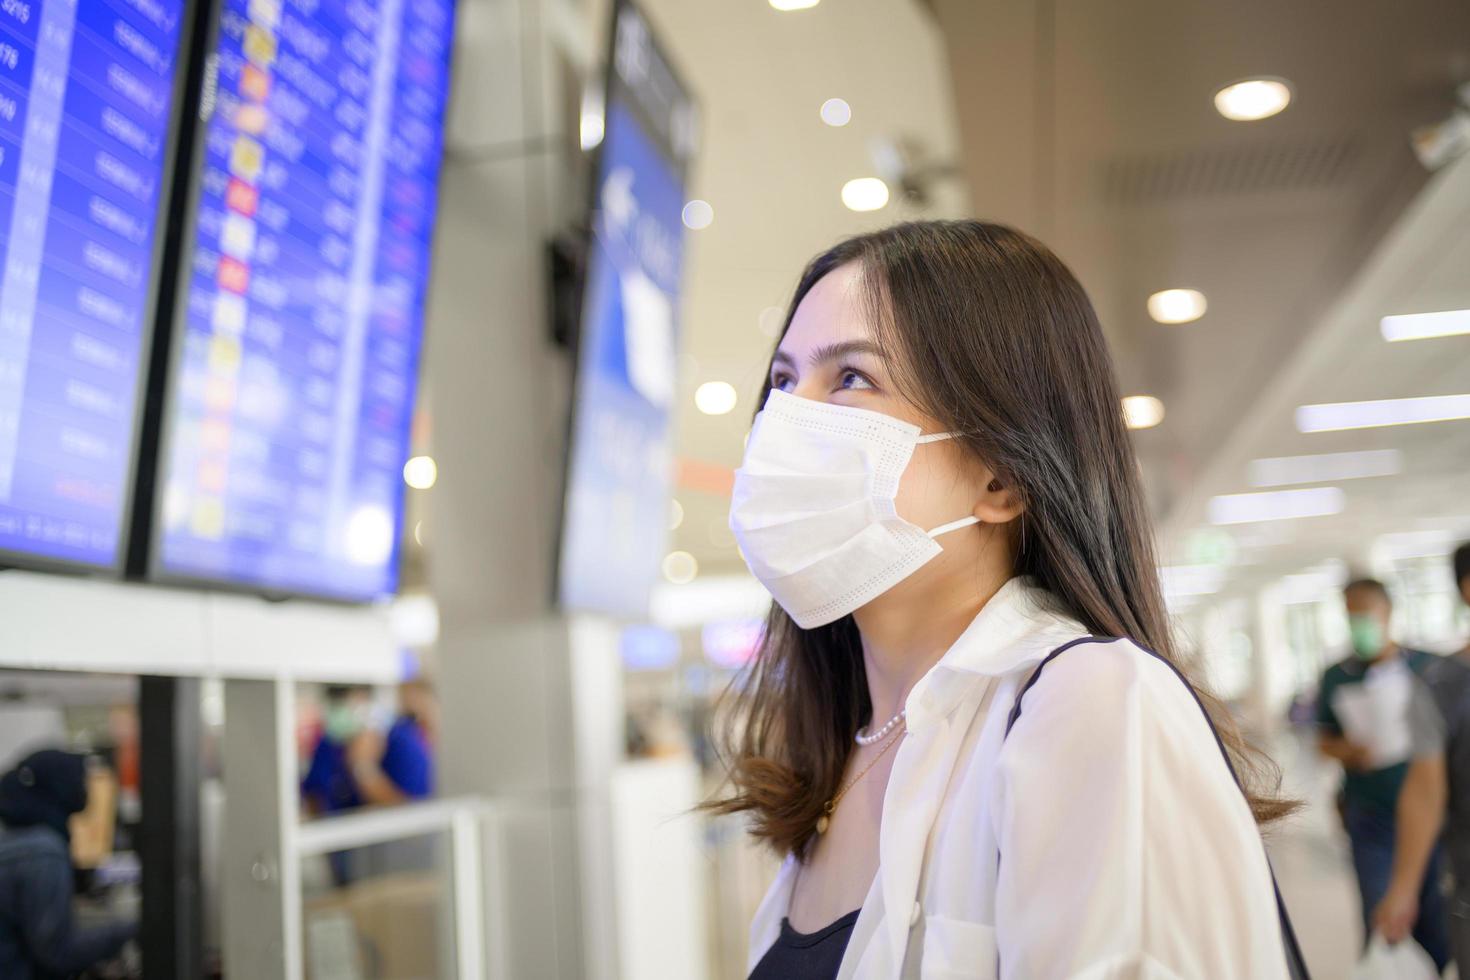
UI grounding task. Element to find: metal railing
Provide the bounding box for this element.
[295,796,503,980]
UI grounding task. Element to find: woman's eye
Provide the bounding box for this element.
[770,373,795,392]
[838,369,873,391]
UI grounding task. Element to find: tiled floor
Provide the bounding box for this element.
[1267,727,1463,979]
[1267,729,1364,979]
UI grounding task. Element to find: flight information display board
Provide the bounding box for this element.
[0,0,186,571]
[558,0,696,617]
[152,0,453,601]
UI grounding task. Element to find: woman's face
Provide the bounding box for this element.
[768,262,1000,543]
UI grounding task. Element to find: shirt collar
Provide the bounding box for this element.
[1341,645,1408,678]
[903,576,1088,732]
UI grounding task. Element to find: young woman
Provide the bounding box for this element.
[710,221,1305,979]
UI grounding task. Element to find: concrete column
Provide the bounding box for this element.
[422,1,622,976]
[928,0,1049,236]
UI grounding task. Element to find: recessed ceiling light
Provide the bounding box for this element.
[1147,288,1207,324]
[662,550,699,584]
[1214,78,1292,121]
[695,381,738,416]
[841,177,889,212]
[1122,395,1165,429]
[681,199,713,230]
[668,499,684,531]
[1248,449,1402,487]
[769,0,819,9]
[1380,309,1470,342]
[403,455,437,489]
[580,86,605,151]
[580,114,605,151]
[820,98,851,127]
[1208,487,1345,525]
[1296,394,1470,432]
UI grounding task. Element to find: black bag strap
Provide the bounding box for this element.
[1004,636,1312,980]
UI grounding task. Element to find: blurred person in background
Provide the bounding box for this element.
[302,683,437,885]
[1376,545,1470,974]
[1317,578,1450,967]
[0,750,136,979]
[302,684,377,817]
[302,682,435,814]
[710,221,1305,979]
[347,679,437,807]
[1458,544,1470,657]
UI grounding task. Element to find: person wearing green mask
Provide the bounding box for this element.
[1317,577,1450,967]
[302,685,375,817]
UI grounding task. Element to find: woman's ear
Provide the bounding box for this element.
[974,475,1025,525]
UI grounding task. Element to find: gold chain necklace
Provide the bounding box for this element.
[816,722,906,834]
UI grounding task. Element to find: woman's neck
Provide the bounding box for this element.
[855,569,1013,729]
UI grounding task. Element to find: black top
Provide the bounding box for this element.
[749,909,861,980]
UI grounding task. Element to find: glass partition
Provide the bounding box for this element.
[301,832,454,980]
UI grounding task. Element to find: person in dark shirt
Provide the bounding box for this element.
[301,683,437,884]
[1317,578,1450,966]
[302,682,436,813]
[1379,544,1470,975]
[302,685,375,816]
[345,679,436,806]
[0,750,136,980]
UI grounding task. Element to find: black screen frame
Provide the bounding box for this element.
[550,0,699,614]
[134,0,459,605]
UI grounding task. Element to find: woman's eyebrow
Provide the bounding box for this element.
[771,340,885,371]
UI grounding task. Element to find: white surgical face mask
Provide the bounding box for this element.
[730,389,980,629]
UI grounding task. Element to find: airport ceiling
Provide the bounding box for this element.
[927,0,1470,596]
[928,0,1469,542]
[1159,154,1470,605]
[649,0,1470,595]
[414,0,1469,606]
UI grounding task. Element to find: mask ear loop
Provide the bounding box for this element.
[926,516,980,538]
[917,432,981,539]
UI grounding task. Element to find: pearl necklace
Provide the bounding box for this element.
[855,708,906,746]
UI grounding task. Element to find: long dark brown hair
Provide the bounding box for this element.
[705,219,1293,859]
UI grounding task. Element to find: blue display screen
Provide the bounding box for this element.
[155,0,453,600]
[558,2,695,618]
[0,0,184,570]
[559,99,687,617]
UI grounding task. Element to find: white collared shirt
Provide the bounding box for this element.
[747,578,1290,979]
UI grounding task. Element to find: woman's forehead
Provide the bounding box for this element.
[780,263,873,356]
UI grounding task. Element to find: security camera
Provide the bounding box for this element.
[1409,81,1470,171]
